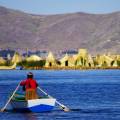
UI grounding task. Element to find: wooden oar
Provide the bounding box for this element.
[0,83,20,112]
[37,87,70,112]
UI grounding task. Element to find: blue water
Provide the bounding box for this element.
[0,70,120,120]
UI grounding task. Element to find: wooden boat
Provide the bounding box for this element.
[10,93,56,112]
[0,63,16,70]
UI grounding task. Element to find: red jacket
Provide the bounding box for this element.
[20,78,38,90]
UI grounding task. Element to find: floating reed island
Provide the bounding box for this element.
[0,49,120,70]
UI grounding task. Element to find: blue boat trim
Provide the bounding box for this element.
[29,104,54,112]
[13,104,54,112]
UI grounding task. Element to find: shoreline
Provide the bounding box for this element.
[23,66,120,70]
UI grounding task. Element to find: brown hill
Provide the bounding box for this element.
[0,6,120,54]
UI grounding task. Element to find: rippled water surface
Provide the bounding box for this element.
[0,70,120,120]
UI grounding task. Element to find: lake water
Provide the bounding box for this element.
[0,70,120,120]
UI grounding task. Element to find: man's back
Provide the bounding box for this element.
[20,72,38,100]
[24,78,38,90]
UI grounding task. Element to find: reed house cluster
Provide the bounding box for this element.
[0,49,120,69]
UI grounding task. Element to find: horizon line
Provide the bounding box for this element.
[0,5,120,16]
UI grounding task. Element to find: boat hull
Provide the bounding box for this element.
[11,98,56,112]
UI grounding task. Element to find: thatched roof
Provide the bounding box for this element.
[112,60,118,67]
[26,55,42,62]
[72,54,79,61]
[46,52,56,62]
[12,52,23,63]
[78,49,88,57]
[0,57,6,64]
[88,55,94,63]
[60,54,69,63]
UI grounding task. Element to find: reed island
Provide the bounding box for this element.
[0,49,120,70]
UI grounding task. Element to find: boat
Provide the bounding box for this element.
[15,66,24,70]
[0,63,16,70]
[10,93,56,112]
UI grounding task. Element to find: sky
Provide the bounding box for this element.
[0,0,120,15]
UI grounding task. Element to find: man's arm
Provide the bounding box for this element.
[20,80,26,86]
[36,83,38,87]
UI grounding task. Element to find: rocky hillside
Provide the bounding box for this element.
[0,6,120,54]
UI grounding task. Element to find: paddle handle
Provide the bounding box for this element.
[38,87,52,98]
[1,83,20,112]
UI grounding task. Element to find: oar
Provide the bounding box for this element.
[0,83,20,112]
[37,87,70,112]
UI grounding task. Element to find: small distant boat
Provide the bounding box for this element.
[15,66,24,70]
[0,63,16,70]
[10,93,56,112]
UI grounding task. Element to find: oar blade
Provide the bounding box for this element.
[0,108,6,112]
[60,105,70,112]
[0,109,4,112]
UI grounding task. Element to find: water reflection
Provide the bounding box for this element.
[23,113,38,120]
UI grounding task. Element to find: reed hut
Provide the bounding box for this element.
[95,55,113,67]
[112,60,118,67]
[87,55,94,67]
[104,55,113,67]
[75,49,88,67]
[12,52,23,64]
[45,52,57,67]
[60,54,75,67]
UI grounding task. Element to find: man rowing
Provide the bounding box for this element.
[20,72,38,100]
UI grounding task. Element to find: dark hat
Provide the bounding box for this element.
[27,72,33,78]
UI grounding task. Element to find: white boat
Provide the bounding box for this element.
[10,93,56,112]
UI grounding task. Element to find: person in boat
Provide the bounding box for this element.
[20,72,38,100]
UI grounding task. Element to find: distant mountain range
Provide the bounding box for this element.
[0,6,120,55]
